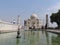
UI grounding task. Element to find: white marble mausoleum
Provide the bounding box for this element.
[24,13,42,30]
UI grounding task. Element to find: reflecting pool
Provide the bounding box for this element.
[0,30,60,45]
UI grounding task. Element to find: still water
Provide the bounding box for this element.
[0,30,60,45]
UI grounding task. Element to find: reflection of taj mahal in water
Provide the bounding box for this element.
[24,13,43,30]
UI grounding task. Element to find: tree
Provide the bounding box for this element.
[50,10,60,29]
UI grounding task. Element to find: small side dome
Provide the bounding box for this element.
[31,13,39,19]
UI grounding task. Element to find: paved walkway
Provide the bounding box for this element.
[47,29,60,34]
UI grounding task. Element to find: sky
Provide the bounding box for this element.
[0,0,60,27]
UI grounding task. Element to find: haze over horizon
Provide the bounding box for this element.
[0,0,60,27]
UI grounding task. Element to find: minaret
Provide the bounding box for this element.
[17,15,20,25]
[16,15,21,38]
[45,14,48,29]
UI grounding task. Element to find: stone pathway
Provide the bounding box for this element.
[47,29,60,34]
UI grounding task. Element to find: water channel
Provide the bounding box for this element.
[0,30,60,45]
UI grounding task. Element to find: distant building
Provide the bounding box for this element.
[0,15,21,32]
[13,21,16,24]
[24,13,42,30]
[0,20,18,31]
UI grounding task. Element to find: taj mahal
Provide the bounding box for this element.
[24,13,42,30]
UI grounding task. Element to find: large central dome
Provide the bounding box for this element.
[31,13,39,19]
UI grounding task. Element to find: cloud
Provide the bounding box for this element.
[45,2,60,27]
[46,2,60,15]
